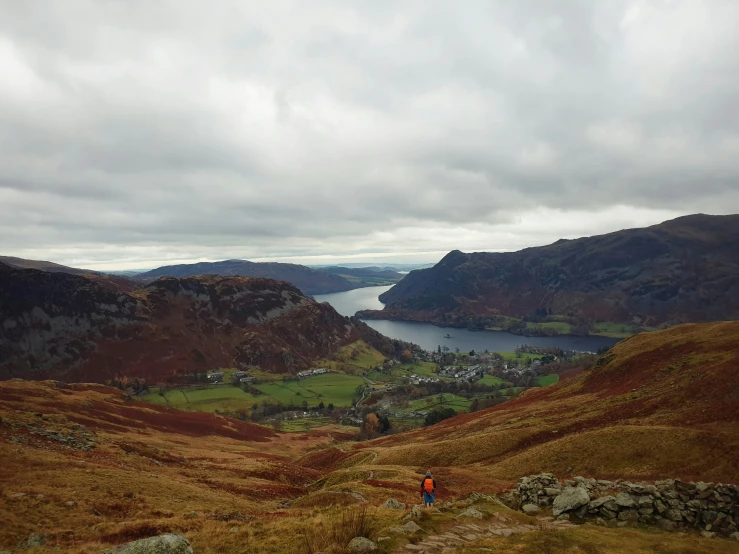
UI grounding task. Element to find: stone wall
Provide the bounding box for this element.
[511,474,739,538]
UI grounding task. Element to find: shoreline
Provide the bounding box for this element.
[354,310,635,340]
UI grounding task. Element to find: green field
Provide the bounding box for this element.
[141,386,261,412]
[536,374,560,387]
[254,373,364,407]
[395,393,472,414]
[477,374,509,386]
[139,373,364,413]
[497,351,544,361]
[366,361,439,383]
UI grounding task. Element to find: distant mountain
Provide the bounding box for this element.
[0,265,364,382]
[311,262,435,271]
[359,214,739,330]
[136,259,374,295]
[0,256,142,293]
[321,266,403,287]
[0,255,91,275]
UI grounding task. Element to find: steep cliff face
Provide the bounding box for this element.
[369,214,739,326]
[0,265,359,381]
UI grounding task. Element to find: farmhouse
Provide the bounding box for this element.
[207,371,225,382]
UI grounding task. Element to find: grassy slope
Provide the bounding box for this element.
[2,320,739,553]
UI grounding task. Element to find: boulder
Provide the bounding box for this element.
[102,534,193,554]
[382,498,406,510]
[615,493,637,508]
[552,487,590,516]
[347,537,378,552]
[522,504,540,515]
[388,521,422,535]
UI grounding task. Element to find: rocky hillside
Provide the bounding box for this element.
[0,264,361,381]
[136,259,392,295]
[362,214,739,328]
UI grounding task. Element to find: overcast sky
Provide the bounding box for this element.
[1,1,738,271]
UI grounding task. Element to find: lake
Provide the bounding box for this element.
[314,285,622,353]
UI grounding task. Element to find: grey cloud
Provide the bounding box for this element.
[0,0,738,268]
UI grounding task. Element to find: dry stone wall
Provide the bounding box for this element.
[511,474,739,538]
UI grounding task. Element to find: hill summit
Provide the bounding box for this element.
[0,264,366,382]
[362,214,739,330]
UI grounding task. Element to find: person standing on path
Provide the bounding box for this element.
[421,470,436,508]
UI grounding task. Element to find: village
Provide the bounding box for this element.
[145,343,593,433]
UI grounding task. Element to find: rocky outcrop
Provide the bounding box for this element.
[102,534,193,553]
[0,268,364,381]
[513,474,739,537]
[382,498,406,510]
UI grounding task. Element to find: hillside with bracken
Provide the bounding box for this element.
[0,263,366,382]
[2,323,738,553]
[360,214,739,330]
[358,321,739,483]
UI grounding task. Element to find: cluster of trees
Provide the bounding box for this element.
[361,412,392,438]
[424,407,457,426]
[105,377,149,394]
[248,399,336,422]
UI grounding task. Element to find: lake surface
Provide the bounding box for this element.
[315,285,621,353]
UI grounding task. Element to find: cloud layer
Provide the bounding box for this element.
[1,1,738,270]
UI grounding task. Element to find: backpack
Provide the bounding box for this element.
[423,478,434,493]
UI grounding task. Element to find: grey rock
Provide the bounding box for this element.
[556,514,570,521]
[615,493,637,508]
[411,505,421,518]
[102,534,193,554]
[522,504,540,515]
[700,531,716,539]
[18,533,46,549]
[388,521,422,534]
[618,510,638,522]
[468,492,496,504]
[588,496,615,510]
[552,487,590,516]
[65,501,77,508]
[347,537,377,552]
[657,519,676,531]
[456,507,484,519]
[382,498,405,510]
[730,532,739,541]
[666,509,683,522]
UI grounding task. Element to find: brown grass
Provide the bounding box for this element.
[2,322,738,553]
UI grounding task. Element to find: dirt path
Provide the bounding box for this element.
[394,515,576,553]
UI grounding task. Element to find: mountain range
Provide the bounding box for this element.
[0,262,380,382]
[136,259,403,294]
[359,214,739,331]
